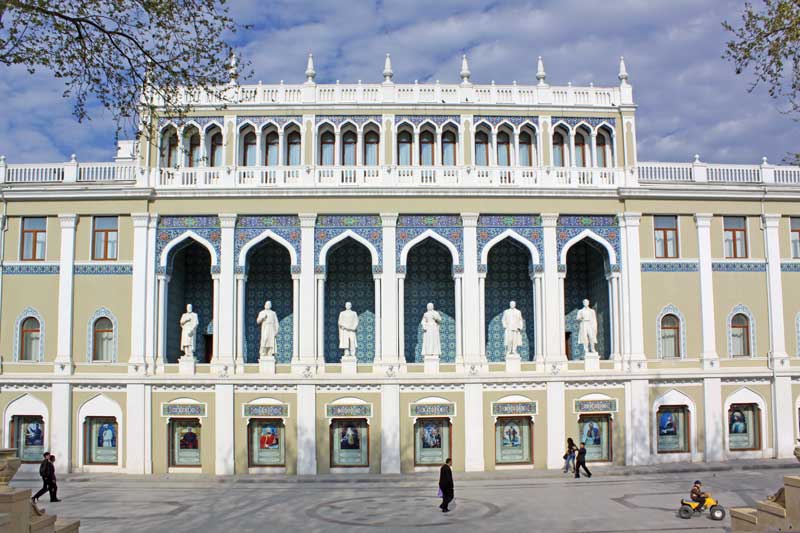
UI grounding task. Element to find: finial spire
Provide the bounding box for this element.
[228,52,239,86]
[305,52,316,83]
[383,53,393,83]
[618,56,629,86]
[536,56,546,86]
[460,54,471,84]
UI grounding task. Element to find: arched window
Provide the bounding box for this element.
[397,131,412,165]
[209,133,223,167]
[660,314,680,358]
[419,130,434,165]
[364,131,379,166]
[243,132,257,167]
[730,314,750,357]
[265,132,279,166]
[165,133,179,168]
[187,133,200,168]
[497,131,511,166]
[553,132,565,167]
[442,131,456,166]
[574,133,587,167]
[320,131,334,166]
[93,317,114,362]
[286,131,301,166]
[20,317,40,362]
[596,133,608,168]
[475,131,489,166]
[342,131,357,166]
[519,131,533,167]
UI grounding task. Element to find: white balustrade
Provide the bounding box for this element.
[78,163,136,182]
[707,164,761,183]
[638,162,693,182]
[6,164,64,183]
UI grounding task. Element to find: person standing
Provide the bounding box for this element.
[575,442,592,479]
[31,452,50,503]
[47,455,61,502]
[563,438,577,473]
[438,457,454,513]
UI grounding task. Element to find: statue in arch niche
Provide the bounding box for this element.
[421,302,442,357]
[180,304,199,359]
[257,301,280,359]
[338,302,358,359]
[577,299,598,354]
[502,301,525,357]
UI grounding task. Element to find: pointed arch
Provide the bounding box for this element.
[360,119,381,132]
[4,393,49,451]
[238,230,298,267]
[651,389,698,460]
[473,119,493,131]
[723,386,768,456]
[559,229,617,265]
[237,120,258,133]
[77,393,124,470]
[318,230,379,267]
[13,307,44,362]
[159,230,218,268]
[551,120,572,134]
[86,307,119,363]
[202,120,224,134]
[400,229,460,267]
[281,119,302,132]
[480,229,540,266]
[440,119,460,131]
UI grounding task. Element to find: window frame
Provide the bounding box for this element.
[341,130,357,166]
[397,130,412,165]
[413,417,453,467]
[10,415,45,463]
[475,131,489,167]
[264,131,279,167]
[494,416,534,465]
[319,131,335,166]
[596,132,608,168]
[329,418,370,468]
[655,405,690,454]
[577,413,613,463]
[209,132,223,168]
[19,316,40,362]
[723,216,748,259]
[20,217,47,261]
[247,418,286,467]
[164,132,179,168]
[286,130,301,166]
[83,416,118,466]
[363,130,379,166]
[92,317,114,362]
[242,131,257,167]
[187,133,201,168]
[169,418,202,468]
[654,215,679,259]
[727,403,761,452]
[419,130,434,166]
[574,132,587,167]
[791,217,800,258]
[496,131,511,167]
[519,131,533,167]
[730,313,751,357]
[553,131,566,167]
[91,216,119,261]
[441,130,456,166]
[659,314,681,359]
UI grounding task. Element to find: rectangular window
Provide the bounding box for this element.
[728,404,760,451]
[495,417,533,464]
[414,418,451,466]
[248,419,285,466]
[792,218,800,258]
[84,417,118,465]
[723,216,748,258]
[170,418,201,466]
[330,419,369,467]
[398,142,411,166]
[92,216,118,260]
[578,414,611,462]
[11,415,45,462]
[654,215,678,258]
[656,406,689,453]
[21,217,46,261]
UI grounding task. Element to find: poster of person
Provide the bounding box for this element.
[340,425,361,450]
[582,421,601,445]
[332,421,368,467]
[729,407,757,450]
[659,412,677,436]
[259,425,279,449]
[173,423,201,466]
[656,409,687,453]
[89,420,118,464]
[729,410,747,434]
[25,421,43,446]
[18,417,44,462]
[502,422,521,448]
[415,419,449,465]
[581,417,609,461]
[422,423,442,449]
[495,418,531,464]
[98,423,117,448]
[252,422,284,466]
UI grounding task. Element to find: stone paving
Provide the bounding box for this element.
[10,462,800,532]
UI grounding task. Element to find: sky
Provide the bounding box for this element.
[0,0,797,165]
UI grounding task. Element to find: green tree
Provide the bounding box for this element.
[0,0,249,136]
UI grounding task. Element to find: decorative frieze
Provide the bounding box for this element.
[316,115,382,127]
[160,403,207,417]
[396,215,463,272]
[477,215,543,270]
[395,115,459,127]
[74,264,133,275]
[573,399,618,413]
[325,403,373,418]
[556,215,621,271]
[712,262,766,272]
[3,263,60,275]
[236,116,302,128]
[157,116,224,129]
[235,215,301,274]
[156,216,221,274]
[473,115,537,127]
[781,262,800,272]
[641,261,698,273]
[243,404,289,417]
[315,215,382,272]
[491,401,537,416]
[551,116,615,130]
[409,402,455,417]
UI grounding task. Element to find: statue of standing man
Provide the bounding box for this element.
[257,300,280,359]
[338,302,358,358]
[180,304,199,359]
[502,301,525,357]
[421,302,442,357]
[577,298,598,354]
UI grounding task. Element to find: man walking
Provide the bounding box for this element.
[574,442,592,479]
[31,452,50,503]
[47,455,60,502]
[438,457,454,513]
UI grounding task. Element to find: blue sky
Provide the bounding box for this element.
[1,0,798,164]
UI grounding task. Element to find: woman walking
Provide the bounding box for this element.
[563,437,577,473]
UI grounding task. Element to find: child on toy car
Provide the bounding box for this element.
[690,480,708,509]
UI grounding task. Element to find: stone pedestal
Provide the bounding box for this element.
[178,355,196,375]
[423,354,439,374]
[341,355,358,375]
[259,356,276,375]
[584,351,600,371]
[505,354,521,373]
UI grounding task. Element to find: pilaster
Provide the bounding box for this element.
[129,213,150,374]
[126,383,146,473]
[461,213,482,368]
[541,213,564,367]
[762,214,788,361]
[774,375,795,458]
[55,214,77,375]
[546,381,566,469]
[695,214,718,368]
[620,212,646,367]
[379,213,400,368]
[703,377,723,462]
[463,383,484,471]
[380,383,401,473]
[215,383,234,474]
[296,384,317,475]
[296,213,317,372]
[625,379,650,464]
[51,382,72,473]
[215,214,237,373]
[144,214,159,372]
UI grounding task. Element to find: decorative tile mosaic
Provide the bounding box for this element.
[156,216,221,275]
[473,116,537,127]
[409,403,455,417]
[166,243,213,362]
[564,240,611,359]
[712,262,767,272]
[551,117,616,129]
[235,215,300,275]
[556,215,621,271]
[396,215,462,272]
[641,262,698,273]
[158,116,224,129]
[491,401,537,416]
[477,215,543,269]
[395,115,460,127]
[325,404,372,418]
[243,404,289,417]
[574,399,618,413]
[655,304,686,360]
[315,215,382,273]
[244,241,294,364]
[74,264,133,275]
[3,264,60,275]
[316,115,382,127]
[781,262,800,272]
[161,403,207,417]
[85,307,118,363]
[236,116,302,128]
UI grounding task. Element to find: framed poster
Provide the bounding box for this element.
[414,418,451,466]
[11,415,44,462]
[85,417,118,464]
[330,419,369,467]
[578,414,611,461]
[495,417,532,464]
[170,418,201,466]
[728,404,760,451]
[248,419,285,466]
[656,406,689,453]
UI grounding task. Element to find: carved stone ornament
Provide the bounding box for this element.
[0,448,21,491]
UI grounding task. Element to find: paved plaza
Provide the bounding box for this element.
[10,462,799,532]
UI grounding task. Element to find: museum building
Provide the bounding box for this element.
[0,54,799,476]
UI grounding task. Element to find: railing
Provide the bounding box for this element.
[5,163,64,183]
[159,167,222,187]
[638,159,800,186]
[637,162,693,182]
[77,163,136,182]
[237,166,302,186]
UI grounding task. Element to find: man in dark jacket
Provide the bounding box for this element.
[31,452,50,503]
[574,442,592,478]
[438,458,454,512]
[47,455,60,502]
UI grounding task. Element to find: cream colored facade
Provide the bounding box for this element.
[0,56,798,475]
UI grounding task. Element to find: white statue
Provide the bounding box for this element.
[502,301,525,357]
[338,302,359,358]
[577,299,598,354]
[180,304,199,358]
[256,300,280,358]
[421,302,442,357]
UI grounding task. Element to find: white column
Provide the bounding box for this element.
[374,276,381,360]
[762,214,788,360]
[292,275,300,362]
[156,274,169,370]
[590,133,597,168]
[51,383,71,473]
[478,274,486,360]
[297,214,317,368]
[558,273,566,358]
[434,129,441,166]
[145,215,158,371]
[398,276,405,362]
[126,383,146,474]
[211,275,220,365]
[774,375,794,458]
[215,384,234,475]
[235,274,246,369]
[129,213,150,374]
[199,131,207,164]
[316,275,325,363]
[296,384,317,475]
[464,383,484,471]
[533,272,544,360]
[703,377,723,462]
[356,129,364,166]
[695,214,718,367]
[380,384,401,473]
[454,275,463,365]
[255,130,263,167]
[546,381,566,469]
[489,131,497,167]
[55,214,77,375]
[461,213,482,366]
[216,214,237,372]
[620,212,645,364]
[626,379,650,465]
[278,129,285,167]
[568,132,576,167]
[412,130,419,166]
[380,213,399,365]
[334,130,341,166]
[541,214,564,366]
[609,273,622,362]
[513,130,520,167]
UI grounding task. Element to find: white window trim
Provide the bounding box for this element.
[86,307,118,363]
[655,304,686,359]
[723,387,769,459]
[3,393,49,472]
[13,307,44,362]
[76,394,124,472]
[726,303,756,358]
[650,389,699,463]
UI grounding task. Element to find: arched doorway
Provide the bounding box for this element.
[563,239,611,359]
[166,240,213,363]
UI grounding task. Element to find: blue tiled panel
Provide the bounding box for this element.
[166,242,213,362]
